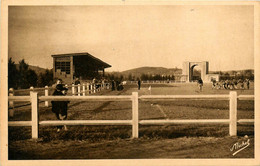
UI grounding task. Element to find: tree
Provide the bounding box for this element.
[154,74,162,80]
[141,73,149,81]
[244,69,254,80]
[17,59,38,89]
[8,58,19,89]
[26,69,38,87]
[18,59,29,88]
[45,69,54,85]
[119,75,124,82]
[171,75,175,81]
[109,74,115,81]
[128,74,133,81]
[37,69,54,87]
[220,72,230,81]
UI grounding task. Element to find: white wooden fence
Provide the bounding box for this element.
[129,80,186,84]
[63,83,109,96]
[8,91,254,139]
[9,83,110,108]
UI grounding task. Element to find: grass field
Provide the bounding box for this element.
[8,82,254,159]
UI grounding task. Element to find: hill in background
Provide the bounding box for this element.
[17,64,253,79]
[120,66,182,78]
[118,67,254,78]
[15,64,49,75]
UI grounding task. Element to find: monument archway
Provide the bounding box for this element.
[182,61,209,82]
[190,64,201,81]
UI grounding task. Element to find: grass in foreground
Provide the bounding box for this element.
[7,83,255,159]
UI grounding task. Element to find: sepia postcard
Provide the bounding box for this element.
[1,0,260,166]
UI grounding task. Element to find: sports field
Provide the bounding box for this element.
[8,82,254,159]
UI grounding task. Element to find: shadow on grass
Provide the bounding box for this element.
[8,124,254,143]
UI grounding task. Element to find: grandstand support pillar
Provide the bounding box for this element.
[70,56,74,84]
[31,92,39,139]
[229,91,237,136]
[53,57,56,78]
[132,92,139,138]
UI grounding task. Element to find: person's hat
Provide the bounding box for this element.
[56,84,68,91]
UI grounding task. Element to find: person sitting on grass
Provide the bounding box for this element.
[51,82,69,132]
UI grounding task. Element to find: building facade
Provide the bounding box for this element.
[52,52,111,84]
[181,61,219,83]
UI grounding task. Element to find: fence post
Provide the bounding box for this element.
[78,84,81,96]
[31,92,39,139]
[9,88,14,117]
[90,84,93,94]
[30,86,34,92]
[229,91,237,136]
[72,84,75,96]
[96,84,99,92]
[87,83,90,94]
[132,92,139,138]
[83,83,86,96]
[44,86,49,107]
[94,84,96,93]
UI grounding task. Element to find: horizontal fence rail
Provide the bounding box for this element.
[8,91,254,139]
[237,119,255,124]
[8,96,31,101]
[237,95,254,100]
[139,119,231,125]
[39,120,133,126]
[8,121,32,127]
[39,95,133,101]
[139,95,230,100]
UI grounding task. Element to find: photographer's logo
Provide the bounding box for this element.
[230,137,250,156]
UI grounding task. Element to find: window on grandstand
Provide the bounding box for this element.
[55,62,70,74]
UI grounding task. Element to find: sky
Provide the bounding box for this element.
[8,5,254,72]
